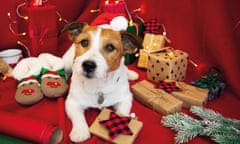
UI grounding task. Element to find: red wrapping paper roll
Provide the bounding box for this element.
[0,111,63,144]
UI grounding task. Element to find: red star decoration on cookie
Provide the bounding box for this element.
[99,111,133,140]
[155,80,182,93]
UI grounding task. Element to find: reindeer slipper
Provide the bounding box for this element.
[38,53,68,98]
[12,57,43,105]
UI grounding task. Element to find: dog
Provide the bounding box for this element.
[62,22,142,143]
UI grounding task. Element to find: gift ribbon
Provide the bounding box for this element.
[191,67,222,89]
[155,80,182,93]
[144,18,162,34]
[99,111,133,140]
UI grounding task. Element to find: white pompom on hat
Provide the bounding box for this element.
[110,16,128,31]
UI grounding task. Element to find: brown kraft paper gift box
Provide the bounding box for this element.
[147,49,188,82]
[137,33,166,69]
[131,80,182,115]
[89,108,143,144]
[171,81,209,108]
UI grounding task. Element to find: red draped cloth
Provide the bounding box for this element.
[0,0,240,144]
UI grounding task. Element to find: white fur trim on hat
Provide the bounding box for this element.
[38,53,64,71]
[12,57,42,80]
[18,77,39,87]
[41,71,61,79]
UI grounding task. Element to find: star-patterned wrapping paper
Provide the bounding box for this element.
[89,108,143,144]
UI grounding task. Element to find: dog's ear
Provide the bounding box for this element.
[62,22,88,41]
[120,31,143,54]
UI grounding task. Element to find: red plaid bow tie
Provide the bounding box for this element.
[99,111,133,140]
[155,80,182,93]
[144,18,162,34]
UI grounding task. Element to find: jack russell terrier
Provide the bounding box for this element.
[62,22,142,143]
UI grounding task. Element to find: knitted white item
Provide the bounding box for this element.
[38,53,64,71]
[12,57,42,80]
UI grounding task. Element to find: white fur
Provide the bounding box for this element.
[64,28,134,142]
[12,57,42,80]
[38,53,64,71]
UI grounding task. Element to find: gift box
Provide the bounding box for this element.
[170,81,209,108]
[17,4,58,56]
[137,18,168,69]
[143,33,166,51]
[89,108,143,144]
[131,80,183,115]
[147,49,188,82]
[191,67,226,101]
[137,33,166,69]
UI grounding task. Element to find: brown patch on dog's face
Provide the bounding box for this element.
[73,26,98,58]
[100,29,124,72]
[73,26,124,72]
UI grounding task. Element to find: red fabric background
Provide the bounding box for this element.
[0,0,240,144]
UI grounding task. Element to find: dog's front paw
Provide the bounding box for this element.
[69,126,91,143]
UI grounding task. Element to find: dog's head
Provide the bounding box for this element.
[64,22,142,79]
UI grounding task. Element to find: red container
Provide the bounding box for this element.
[17,4,58,56]
[27,0,42,7]
[0,111,63,144]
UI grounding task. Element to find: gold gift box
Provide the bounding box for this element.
[147,49,188,82]
[137,33,166,69]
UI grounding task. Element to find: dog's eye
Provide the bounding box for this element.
[105,44,115,52]
[80,39,89,47]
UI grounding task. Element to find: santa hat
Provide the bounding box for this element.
[12,57,42,81]
[91,12,129,31]
[38,53,64,71]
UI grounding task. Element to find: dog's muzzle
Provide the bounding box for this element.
[82,60,96,78]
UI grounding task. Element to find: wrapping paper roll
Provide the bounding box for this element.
[0,111,63,144]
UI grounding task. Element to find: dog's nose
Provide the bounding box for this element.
[82,60,96,73]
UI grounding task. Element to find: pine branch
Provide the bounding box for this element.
[162,113,204,144]
[212,134,240,144]
[190,106,240,129]
[204,124,240,137]
[175,126,204,144]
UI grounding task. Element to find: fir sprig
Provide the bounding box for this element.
[190,106,240,129]
[162,113,204,143]
[161,106,240,144]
